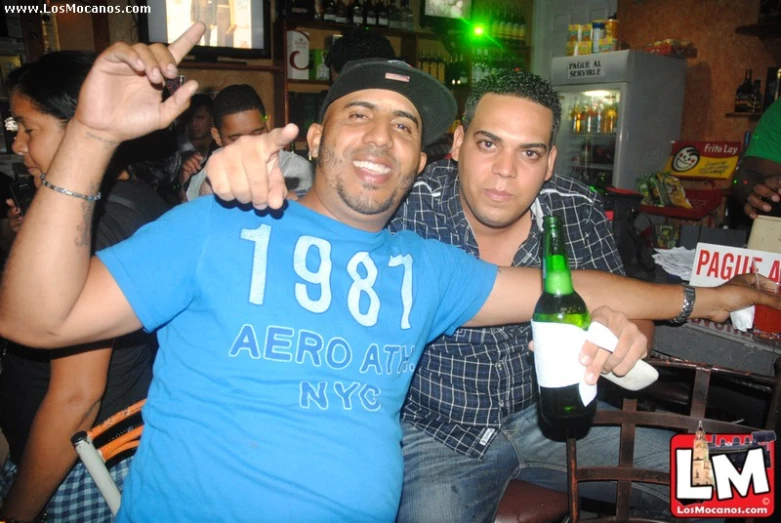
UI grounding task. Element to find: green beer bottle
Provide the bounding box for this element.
[532,215,597,425]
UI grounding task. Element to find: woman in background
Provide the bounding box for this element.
[0,51,167,522]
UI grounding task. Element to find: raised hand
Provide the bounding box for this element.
[180,153,204,185]
[743,175,781,219]
[697,273,781,322]
[6,199,23,234]
[74,24,205,144]
[205,123,299,210]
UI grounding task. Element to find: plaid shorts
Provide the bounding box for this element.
[0,454,132,522]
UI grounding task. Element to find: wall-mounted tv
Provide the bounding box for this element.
[140,0,271,60]
[420,0,473,31]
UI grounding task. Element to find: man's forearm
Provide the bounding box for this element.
[469,267,683,327]
[0,392,102,520]
[574,270,740,322]
[0,121,116,339]
[470,267,768,328]
[0,344,111,520]
[573,271,685,320]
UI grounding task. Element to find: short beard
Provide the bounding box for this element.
[317,132,415,217]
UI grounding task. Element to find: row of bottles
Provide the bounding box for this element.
[417,50,525,87]
[471,2,527,43]
[734,69,764,113]
[470,49,524,83]
[568,97,619,135]
[318,0,413,30]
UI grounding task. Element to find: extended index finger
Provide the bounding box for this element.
[265,123,300,151]
[168,23,207,64]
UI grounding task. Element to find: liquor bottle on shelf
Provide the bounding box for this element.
[751,79,763,113]
[569,100,581,133]
[470,49,483,84]
[365,0,377,26]
[400,0,413,30]
[387,0,400,28]
[734,69,754,113]
[426,54,436,77]
[314,0,324,20]
[458,54,469,86]
[323,0,336,23]
[436,54,446,84]
[601,98,618,133]
[531,215,597,426]
[487,11,502,38]
[335,0,349,23]
[516,12,526,43]
[445,55,457,86]
[584,101,597,133]
[503,9,513,41]
[350,0,364,25]
[377,0,389,27]
[594,101,604,134]
[576,102,587,134]
[500,7,512,41]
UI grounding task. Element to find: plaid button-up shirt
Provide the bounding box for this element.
[389,160,625,459]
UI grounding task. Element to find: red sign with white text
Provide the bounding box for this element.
[690,243,781,287]
[670,430,775,519]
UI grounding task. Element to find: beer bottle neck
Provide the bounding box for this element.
[543,253,574,295]
[542,218,574,295]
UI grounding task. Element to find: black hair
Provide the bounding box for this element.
[462,70,562,146]
[7,51,96,125]
[190,93,213,112]
[182,93,214,125]
[325,28,396,74]
[212,84,266,129]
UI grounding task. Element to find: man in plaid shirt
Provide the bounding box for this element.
[390,71,670,522]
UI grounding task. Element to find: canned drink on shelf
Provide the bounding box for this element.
[605,17,619,50]
[592,21,605,53]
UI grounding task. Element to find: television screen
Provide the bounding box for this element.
[142,0,270,59]
[422,0,473,20]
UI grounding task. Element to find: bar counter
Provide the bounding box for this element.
[652,319,781,376]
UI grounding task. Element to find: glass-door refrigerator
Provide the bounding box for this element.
[550,50,687,190]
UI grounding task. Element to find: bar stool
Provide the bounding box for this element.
[495,480,569,523]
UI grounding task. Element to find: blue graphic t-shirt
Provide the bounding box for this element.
[98,198,497,522]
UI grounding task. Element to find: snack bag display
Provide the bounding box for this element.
[636,172,692,209]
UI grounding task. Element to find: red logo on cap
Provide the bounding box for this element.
[385,72,410,82]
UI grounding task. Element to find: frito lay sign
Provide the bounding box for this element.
[663,141,740,180]
[690,243,781,287]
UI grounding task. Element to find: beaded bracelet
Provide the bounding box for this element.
[40,173,101,202]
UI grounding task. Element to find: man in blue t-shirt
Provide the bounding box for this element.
[1,24,779,522]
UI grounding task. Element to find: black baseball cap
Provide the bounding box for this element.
[318,58,457,146]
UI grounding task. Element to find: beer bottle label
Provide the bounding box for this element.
[531,321,596,406]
